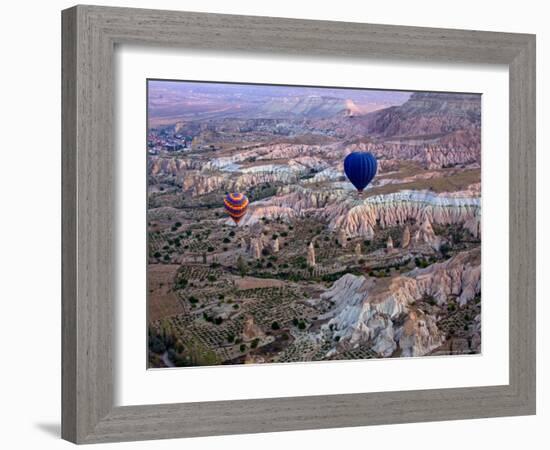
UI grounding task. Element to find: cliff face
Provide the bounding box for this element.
[318,248,480,357]
[179,171,298,197]
[362,92,481,138]
[347,136,480,169]
[240,187,480,240]
[148,157,202,176]
[327,191,481,240]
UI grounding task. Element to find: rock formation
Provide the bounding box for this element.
[272,237,280,253]
[364,224,375,240]
[242,316,264,341]
[354,243,361,257]
[395,311,443,357]
[253,187,479,240]
[307,242,316,267]
[401,226,411,248]
[338,229,347,248]
[250,238,262,260]
[318,248,480,357]
[327,191,480,240]
[386,236,394,249]
[415,218,441,250]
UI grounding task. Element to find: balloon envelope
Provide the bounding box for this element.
[344,152,378,192]
[224,193,249,224]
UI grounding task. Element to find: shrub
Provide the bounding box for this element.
[440,242,451,257]
[174,277,188,289]
[239,344,246,352]
[149,336,166,354]
[271,321,280,330]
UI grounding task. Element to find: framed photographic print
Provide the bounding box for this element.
[62,5,536,444]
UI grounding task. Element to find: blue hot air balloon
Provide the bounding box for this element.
[343,152,378,192]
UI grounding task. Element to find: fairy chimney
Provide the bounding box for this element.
[401,226,411,249]
[307,242,316,267]
[365,225,375,240]
[242,315,264,341]
[338,229,347,248]
[250,238,262,260]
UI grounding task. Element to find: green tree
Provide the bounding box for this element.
[237,255,248,278]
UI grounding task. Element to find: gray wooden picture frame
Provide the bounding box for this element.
[61,4,536,444]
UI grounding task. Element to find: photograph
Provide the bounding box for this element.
[146,80,482,367]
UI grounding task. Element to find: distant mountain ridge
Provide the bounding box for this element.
[360,92,481,138]
[147,81,410,126]
[255,95,351,119]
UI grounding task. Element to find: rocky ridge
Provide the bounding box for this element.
[318,247,480,357]
[239,187,480,242]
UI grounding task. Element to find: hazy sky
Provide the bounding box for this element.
[148,79,412,105]
[146,79,414,125]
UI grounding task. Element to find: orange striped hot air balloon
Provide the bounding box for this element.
[224,193,249,225]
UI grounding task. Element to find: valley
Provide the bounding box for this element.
[146,82,482,367]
